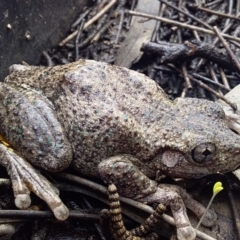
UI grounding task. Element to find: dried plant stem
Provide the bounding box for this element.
[160,0,212,29]
[191,76,236,110]
[42,51,53,67]
[128,10,240,43]
[225,177,240,240]
[59,0,117,46]
[168,64,237,110]
[197,6,240,21]
[213,26,240,73]
[219,68,230,90]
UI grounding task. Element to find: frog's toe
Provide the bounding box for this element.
[177,226,196,240]
[11,179,31,209]
[200,209,217,227]
[0,224,16,236]
[0,144,69,221]
[53,186,60,196]
[52,203,69,221]
[15,193,31,209]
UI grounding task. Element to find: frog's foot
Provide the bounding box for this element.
[0,224,15,236]
[99,156,217,240]
[0,144,69,221]
[108,184,160,240]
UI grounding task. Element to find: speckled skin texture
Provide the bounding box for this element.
[2,59,240,240]
[4,60,240,177]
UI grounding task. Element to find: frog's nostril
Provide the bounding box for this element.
[192,143,216,163]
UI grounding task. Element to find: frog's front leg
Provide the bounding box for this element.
[99,155,216,240]
[0,144,69,220]
[0,84,72,220]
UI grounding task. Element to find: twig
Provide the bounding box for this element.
[181,63,192,89]
[181,87,188,98]
[204,0,223,8]
[224,176,240,240]
[160,0,212,29]
[141,41,240,72]
[83,0,117,30]
[224,0,233,27]
[75,19,85,61]
[78,15,108,48]
[59,0,117,46]
[197,6,240,21]
[192,73,230,91]
[219,68,230,90]
[0,209,99,220]
[190,76,236,110]
[208,65,223,95]
[91,20,114,43]
[168,64,237,111]
[71,9,91,29]
[115,10,125,44]
[128,10,240,43]
[177,27,192,90]
[153,3,166,43]
[194,11,240,72]
[42,51,53,67]
[213,26,240,73]
[237,0,240,16]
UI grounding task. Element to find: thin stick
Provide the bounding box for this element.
[197,6,240,21]
[168,64,237,111]
[128,10,240,43]
[71,9,91,29]
[181,87,188,98]
[194,12,240,72]
[204,0,223,7]
[83,0,117,30]
[225,177,240,240]
[160,0,212,29]
[115,10,124,44]
[190,76,236,110]
[219,68,230,90]
[91,19,113,43]
[59,0,117,46]
[208,65,223,95]
[213,26,240,73]
[181,63,192,89]
[42,51,53,67]
[192,73,230,91]
[75,19,85,61]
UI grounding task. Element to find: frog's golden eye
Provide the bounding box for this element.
[192,143,216,163]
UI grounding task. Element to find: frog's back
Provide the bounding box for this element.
[50,61,172,175]
[6,60,172,176]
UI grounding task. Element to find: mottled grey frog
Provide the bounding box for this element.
[1,60,240,240]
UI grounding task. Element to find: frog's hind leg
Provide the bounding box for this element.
[98,155,197,240]
[0,144,69,221]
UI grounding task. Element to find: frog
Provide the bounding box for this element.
[1,59,240,240]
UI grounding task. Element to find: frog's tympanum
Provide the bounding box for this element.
[1,60,240,240]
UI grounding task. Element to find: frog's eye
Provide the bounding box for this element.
[192,143,216,163]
